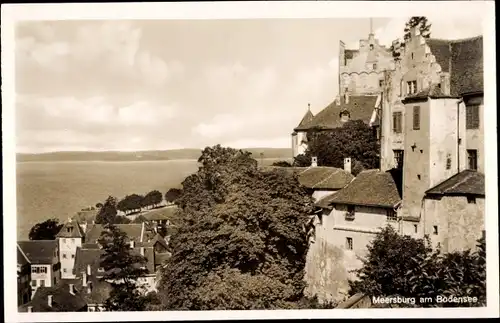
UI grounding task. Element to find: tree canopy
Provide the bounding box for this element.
[157,145,317,310]
[95,196,131,225]
[293,120,379,174]
[165,188,182,203]
[98,223,149,311]
[349,226,486,307]
[271,160,293,167]
[29,218,63,240]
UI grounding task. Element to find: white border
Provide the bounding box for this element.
[2,1,498,321]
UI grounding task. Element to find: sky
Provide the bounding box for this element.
[15,16,484,153]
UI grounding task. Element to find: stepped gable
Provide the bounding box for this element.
[17,240,58,264]
[317,169,401,209]
[425,170,485,197]
[294,95,379,131]
[426,36,483,96]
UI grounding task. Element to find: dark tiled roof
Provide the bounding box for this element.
[56,220,85,238]
[259,166,353,190]
[299,167,354,190]
[17,245,30,266]
[450,36,483,96]
[294,95,379,131]
[296,109,315,129]
[73,277,112,306]
[84,223,145,244]
[427,36,483,96]
[18,281,87,312]
[17,240,58,265]
[318,169,402,208]
[425,170,485,196]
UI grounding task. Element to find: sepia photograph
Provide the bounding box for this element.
[2,1,498,321]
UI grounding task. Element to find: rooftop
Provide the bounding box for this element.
[260,166,353,190]
[17,240,58,265]
[294,95,379,132]
[18,281,88,312]
[316,169,402,209]
[425,170,485,197]
[56,220,85,239]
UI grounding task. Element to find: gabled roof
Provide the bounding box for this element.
[56,220,85,238]
[260,166,353,190]
[17,240,58,265]
[18,281,87,312]
[425,170,485,196]
[296,109,315,129]
[426,36,483,96]
[294,95,379,131]
[298,167,354,190]
[17,245,30,266]
[317,169,402,209]
[142,206,178,222]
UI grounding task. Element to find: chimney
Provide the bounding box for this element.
[87,264,91,276]
[311,157,318,167]
[69,284,75,295]
[344,157,352,174]
[87,281,93,294]
[140,247,145,257]
[130,240,135,249]
[47,295,53,307]
[335,95,341,106]
[27,306,33,313]
[82,271,87,287]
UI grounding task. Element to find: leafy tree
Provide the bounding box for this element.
[165,188,182,204]
[349,225,486,307]
[293,120,379,172]
[98,223,149,311]
[29,218,64,240]
[157,145,315,310]
[95,196,131,224]
[271,160,293,167]
[95,202,103,209]
[144,190,163,208]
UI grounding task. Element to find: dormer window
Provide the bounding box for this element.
[369,44,374,50]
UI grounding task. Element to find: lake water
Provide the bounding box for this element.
[15,160,200,240]
[15,158,286,239]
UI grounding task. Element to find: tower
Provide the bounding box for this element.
[56,218,85,279]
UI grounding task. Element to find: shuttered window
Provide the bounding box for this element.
[466,105,480,129]
[393,112,402,133]
[413,106,421,130]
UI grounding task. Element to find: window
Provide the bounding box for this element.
[392,112,402,133]
[344,87,348,94]
[71,254,75,259]
[467,196,477,204]
[446,154,452,170]
[413,106,420,130]
[31,280,37,287]
[346,237,353,250]
[370,44,374,50]
[407,80,417,95]
[433,226,438,235]
[393,150,404,169]
[387,210,397,222]
[345,205,355,220]
[62,253,67,259]
[54,277,57,285]
[466,105,480,129]
[411,52,414,60]
[39,280,45,287]
[63,268,67,273]
[373,63,377,70]
[379,80,384,88]
[467,150,478,170]
[417,174,421,180]
[437,83,441,89]
[414,224,418,233]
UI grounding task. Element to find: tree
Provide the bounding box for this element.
[95,202,103,209]
[157,145,315,310]
[98,223,149,311]
[165,188,182,204]
[293,120,379,172]
[349,225,486,307]
[271,160,293,167]
[95,196,131,224]
[144,190,163,208]
[29,218,63,240]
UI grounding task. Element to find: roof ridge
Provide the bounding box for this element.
[312,169,337,188]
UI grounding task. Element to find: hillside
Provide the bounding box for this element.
[16,148,292,162]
